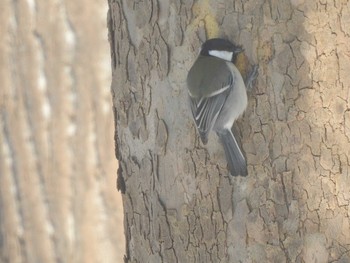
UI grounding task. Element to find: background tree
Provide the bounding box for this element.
[0,1,124,262]
[108,0,350,262]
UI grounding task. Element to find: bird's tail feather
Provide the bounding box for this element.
[217,129,247,176]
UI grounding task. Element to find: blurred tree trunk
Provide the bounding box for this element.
[0,1,124,263]
[109,0,350,262]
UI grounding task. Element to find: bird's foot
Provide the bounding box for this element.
[245,64,259,91]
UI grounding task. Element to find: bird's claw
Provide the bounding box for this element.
[245,64,259,91]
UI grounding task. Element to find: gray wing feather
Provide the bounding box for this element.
[189,86,231,144]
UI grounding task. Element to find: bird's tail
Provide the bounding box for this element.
[216,129,247,176]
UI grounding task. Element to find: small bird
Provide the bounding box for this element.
[186,38,258,176]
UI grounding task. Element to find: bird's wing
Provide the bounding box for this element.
[189,84,232,144]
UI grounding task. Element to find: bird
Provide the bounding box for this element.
[186,38,258,176]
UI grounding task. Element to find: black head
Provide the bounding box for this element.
[200,38,243,63]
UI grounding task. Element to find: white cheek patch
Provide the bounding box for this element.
[208,50,233,61]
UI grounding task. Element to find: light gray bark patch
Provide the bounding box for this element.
[155,116,168,155]
[303,233,328,263]
[157,33,170,78]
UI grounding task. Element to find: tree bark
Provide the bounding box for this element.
[0,1,124,263]
[108,0,350,262]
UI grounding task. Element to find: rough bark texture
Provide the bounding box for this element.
[0,1,124,263]
[109,0,350,262]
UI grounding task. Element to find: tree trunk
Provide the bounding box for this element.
[0,1,124,263]
[108,0,350,262]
